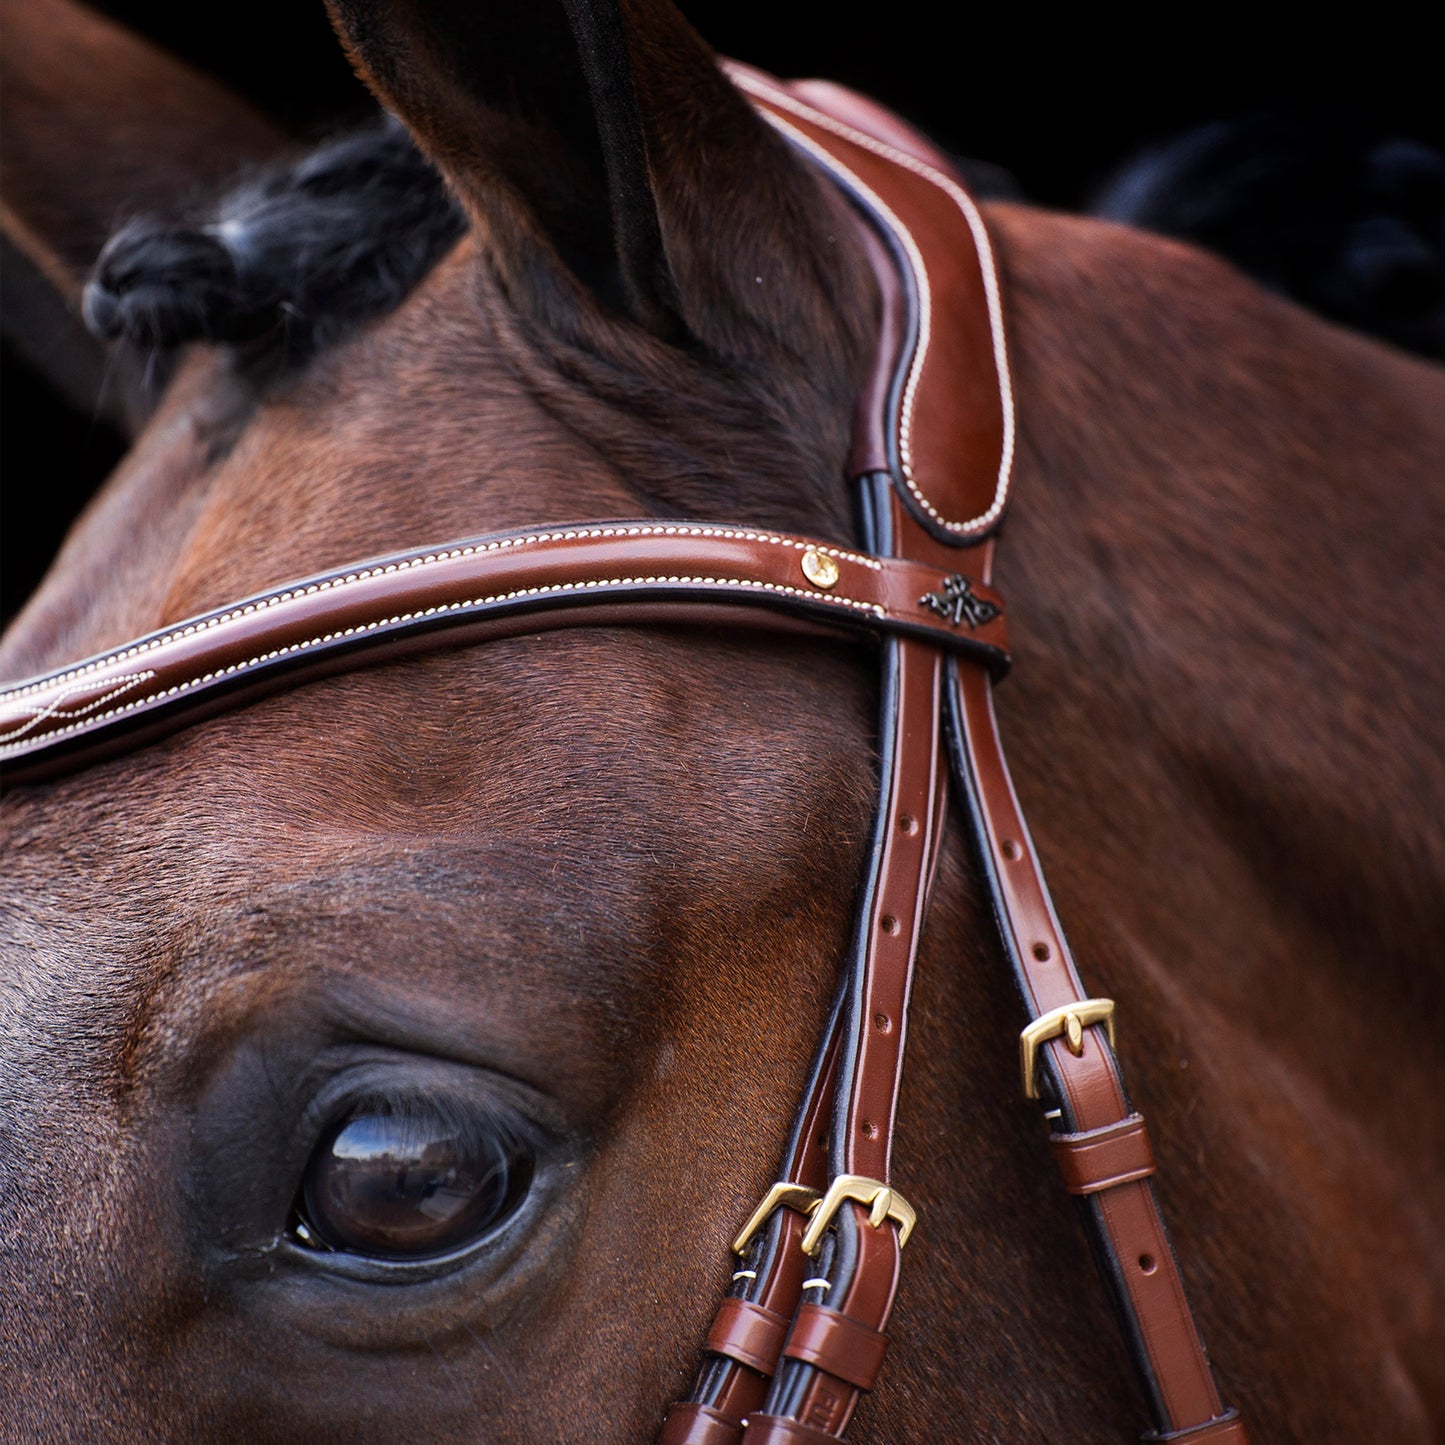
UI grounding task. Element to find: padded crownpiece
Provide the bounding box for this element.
[729,65,1015,546]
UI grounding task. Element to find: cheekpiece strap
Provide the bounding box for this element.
[663,68,1247,1445]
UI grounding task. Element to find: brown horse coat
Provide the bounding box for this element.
[2,1,1442,1440]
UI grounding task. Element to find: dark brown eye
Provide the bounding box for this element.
[295,1107,533,1260]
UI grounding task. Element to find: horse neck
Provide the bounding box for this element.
[859,204,1445,1439]
[982,201,1445,1181]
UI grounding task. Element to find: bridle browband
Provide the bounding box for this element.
[0,69,1247,1445]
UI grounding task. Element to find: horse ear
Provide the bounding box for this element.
[324,0,847,357]
[0,0,283,429]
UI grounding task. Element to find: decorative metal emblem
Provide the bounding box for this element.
[920,574,1000,629]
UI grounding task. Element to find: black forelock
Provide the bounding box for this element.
[82,115,466,364]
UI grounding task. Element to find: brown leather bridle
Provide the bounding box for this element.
[0,69,1247,1445]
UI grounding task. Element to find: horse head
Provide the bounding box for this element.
[0,2,901,1437]
[4,2,1444,1441]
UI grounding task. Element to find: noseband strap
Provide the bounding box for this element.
[0,67,1247,1445]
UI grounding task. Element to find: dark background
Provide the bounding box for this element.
[4,2,1441,625]
[86,2,1445,210]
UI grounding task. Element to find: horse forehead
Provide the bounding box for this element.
[0,627,876,1085]
[1,183,879,1078]
[3,240,634,674]
[158,248,651,618]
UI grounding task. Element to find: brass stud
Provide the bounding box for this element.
[801,549,841,589]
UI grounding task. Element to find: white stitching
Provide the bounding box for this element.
[736,70,1016,535]
[2,90,1016,719]
[0,526,881,705]
[0,578,885,754]
[738,70,1015,525]
[0,672,155,744]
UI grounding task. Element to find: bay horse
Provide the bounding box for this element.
[2,1,1443,1441]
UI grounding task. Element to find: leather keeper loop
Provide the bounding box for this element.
[656,1401,743,1445]
[781,1303,890,1391]
[739,1415,838,1444]
[1051,1112,1157,1195]
[704,1298,791,1376]
[1143,1407,1248,1442]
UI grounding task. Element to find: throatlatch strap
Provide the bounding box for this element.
[945,653,1244,1441]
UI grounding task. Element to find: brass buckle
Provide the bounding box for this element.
[799,1174,917,1258]
[1019,998,1116,1100]
[731,1182,822,1257]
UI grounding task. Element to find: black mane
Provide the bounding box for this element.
[1094,112,1445,361]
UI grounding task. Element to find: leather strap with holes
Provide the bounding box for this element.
[670,72,1247,1444]
[660,507,948,1443]
[743,576,948,1439]
[800,75,1243,1442]
[944,646,1244,1439]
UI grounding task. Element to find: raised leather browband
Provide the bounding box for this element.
[0,525,1007,782]
[0,67,1246,1444]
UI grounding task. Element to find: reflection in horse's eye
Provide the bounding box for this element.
[294,1106,534,1260]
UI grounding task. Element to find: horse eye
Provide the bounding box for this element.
[293,1107,534,1260]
